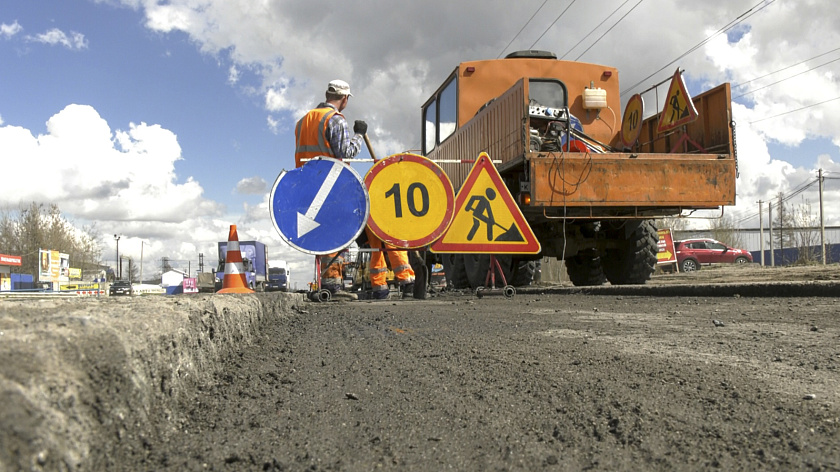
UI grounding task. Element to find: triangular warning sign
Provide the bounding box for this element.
[656,68,698,134]
[430,153,540,254]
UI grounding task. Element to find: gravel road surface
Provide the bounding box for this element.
[143,273,840,470]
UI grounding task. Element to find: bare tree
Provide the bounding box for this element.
[790,198,820,265]
[708,213,745,249]
[0,202,103,279]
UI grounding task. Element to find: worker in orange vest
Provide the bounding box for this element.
[294,80,415,300]
[295,79,365,298]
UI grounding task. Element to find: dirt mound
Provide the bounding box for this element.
[0,293,302,471]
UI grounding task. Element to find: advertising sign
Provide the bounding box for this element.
[657,228,678,265]
[183,277,198,294]
[0,254,22,266]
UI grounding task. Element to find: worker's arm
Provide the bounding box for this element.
[326,115,364,160]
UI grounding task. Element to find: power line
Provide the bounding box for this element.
[749,95,840,124]
[620,0,775,97]
[733,55,840,100]
[559,0,634,60]
[573,0,645,61]
[733,46,840,89]
[497,0,551,59]
[529,0,578,50]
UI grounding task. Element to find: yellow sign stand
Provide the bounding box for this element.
[431,152,540,254]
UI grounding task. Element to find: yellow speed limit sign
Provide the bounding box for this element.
[620,93,644,148]
[364,153,455,248]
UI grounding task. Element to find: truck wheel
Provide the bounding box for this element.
[510,260,537,286]
[602,219,658,285]
[565,249,607,286]
[443,254,469,289]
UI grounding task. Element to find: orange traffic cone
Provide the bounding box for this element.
[217,224,255,294]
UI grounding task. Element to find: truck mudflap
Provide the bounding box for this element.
[527,152,736,211]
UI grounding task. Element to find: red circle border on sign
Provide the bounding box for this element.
[364,153,455,248]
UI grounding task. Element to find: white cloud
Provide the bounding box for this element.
[235,176,266,195]
[27,28,88,50]
[1,21,22,39]
[0,104,221,222]
[227,64,240,84]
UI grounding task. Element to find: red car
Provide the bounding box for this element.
[674,238,753,272]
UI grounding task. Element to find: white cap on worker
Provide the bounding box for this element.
[327,79,353,97]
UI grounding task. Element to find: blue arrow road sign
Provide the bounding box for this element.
[269,157,370,255]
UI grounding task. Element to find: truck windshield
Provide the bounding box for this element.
[529,79,567,109]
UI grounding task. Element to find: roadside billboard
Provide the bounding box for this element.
[39,249,70,284]
[657,229,678,265]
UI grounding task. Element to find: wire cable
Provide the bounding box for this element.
[749,95,840,124]
[497,0,551,58]
[529,0,578,50]
[574,0,645,61]
[733,46,840,89]
[559,0,634,60]
[734,56,840,100]
[620,0,775,97]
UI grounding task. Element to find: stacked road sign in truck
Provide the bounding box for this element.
[417,50,736,288]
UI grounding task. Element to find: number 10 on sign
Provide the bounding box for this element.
[364,153,455,249]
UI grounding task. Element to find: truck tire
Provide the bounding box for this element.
[443,254,469,289]
[602,219,658,285]
[510,259,537,286]
[565,249,607,286]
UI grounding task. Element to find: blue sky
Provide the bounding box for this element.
[2,0,839,288]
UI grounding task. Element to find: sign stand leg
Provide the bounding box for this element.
[476,255,516,299]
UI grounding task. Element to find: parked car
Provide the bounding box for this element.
[109,280,133,296]
[674,238,753,272]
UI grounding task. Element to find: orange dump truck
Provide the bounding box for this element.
[419,50,736,287]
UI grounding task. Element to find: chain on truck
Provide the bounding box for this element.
[410,50,736,291]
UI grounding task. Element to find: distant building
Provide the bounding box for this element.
[161,269,189,287]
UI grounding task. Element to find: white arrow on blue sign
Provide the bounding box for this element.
[269,157,370,255]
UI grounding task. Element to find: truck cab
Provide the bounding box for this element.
[267,263,289,292]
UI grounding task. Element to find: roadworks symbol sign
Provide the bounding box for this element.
[430,152,540,254]
[657,68,698,134]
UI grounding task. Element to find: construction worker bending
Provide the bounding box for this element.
[364,227,416,299]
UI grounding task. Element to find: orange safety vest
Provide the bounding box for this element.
[295,106,340,168]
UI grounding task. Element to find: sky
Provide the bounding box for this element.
[2,0,839,289]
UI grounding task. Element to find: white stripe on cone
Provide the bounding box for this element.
[225,262,245,275]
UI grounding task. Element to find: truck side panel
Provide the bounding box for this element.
[529,154,736,210]
[638,83,734,156]
[433,78,528,185]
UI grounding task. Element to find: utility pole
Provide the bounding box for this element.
[778,193,784,263]
[819,168,826,265]
[140,241,145,283]
[114,234,121,280]
[758,200,764,267]
[768,203,774,267]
